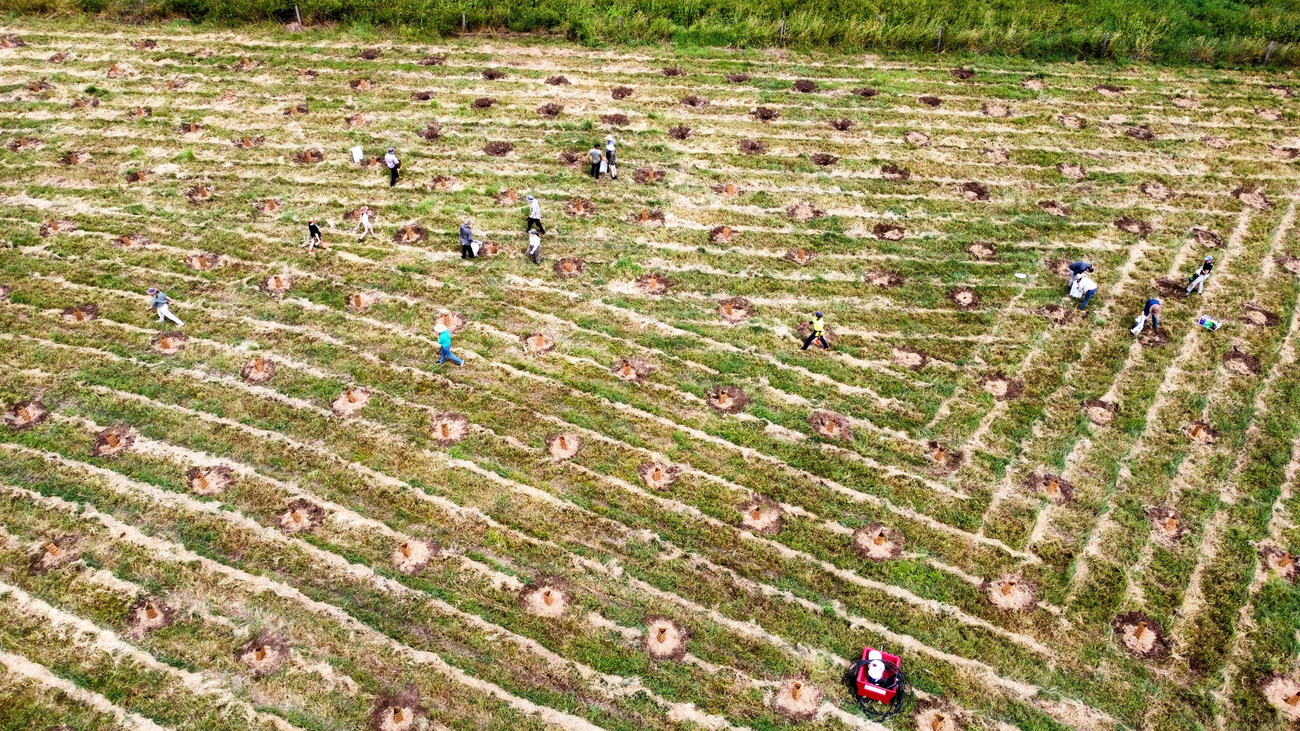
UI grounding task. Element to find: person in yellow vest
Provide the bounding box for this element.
[802,311,829,350]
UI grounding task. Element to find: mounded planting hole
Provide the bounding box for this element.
[61,303,99,323]
[50,52,68,63]
[738,497,784,535]
[785,248,816,265]
[986,575,1037,611]
[680,95,709,109]
[852,87,879,97]
[709,225,737,243]
[4,399,48,430]
[637,273,671,295]
[92,425,135,458]
[1234,187,1274,210]
[707,385,749,414]
[1153,278,1185,298]
[1039,304,1074,326]
[771,675,824,722]
[1171,96,1197,109]
[260,273,294,295]
[634,168,665,184]
[233,134,264,149]
[829,118,855,131]
[809,411,852,441]
[1192,227,1222,248]
[632,208,666,224]
[545,433,583,461]
[295,148,324,164]
[472,96,496,109]
[349,78,373,92]
[393,538,441,575]
[903,131,931,146]
[611,86,634,100]
[176,120,203,135]
[793,79,819,93]
[951,67,975,79]
[235,631,289,677]
[739,139,766,155]
[1025,471,1074,504]
[1258,544,1299,584]
[668,125,693,139]
[370,684,427,731]
[1257,108,1283,122]
[662,67,684,77]
[1147,506,1188,546]
[331,387,371,417]
[752,106,780,121]
[520,578,570,618]
[278,499,325,535]
[601,113,629,126]
[233,57,260,71]
[638,461,679,490]
[787,202,825,222]
[1223,346,1262,376]
[1261,674,1300,721]
[28,78,54,93]
[881,163,911,181]
[1243,302,1280,327]
[410,90,436,102]
[126,596,175,638]
[810,153,838,166]
[554,258,586,277]
[1115,217,1153,236]
[416,122,442,142]
[985,147,1010,164]
[1095,83,1124,96]
[545,75,570,85]
[982,102,1010,118]
[187,252,220,271]
[918,95,942,108]
[521,332,556,354]
[979,373,1024,401]
[717,296,752,323]
[1,34,26,48]
[725,73,750,83]
[115,233,152,248]
[1278,255,1300,276]
[1058,163,1086,180]
[187,465,234,496]
[393,224,428,245]
[1082,398,1116,426]
[255,198,282,215]
[1044,258,1072,279]
[1269,85,1295,98]
[853,524,904,561]
[1112,611,1168,659]
[494,188,520,206]
[536,102,563,118]
[947,288,981,310]
[1140,329,1171,348]
[358,47,381,59]
[865,270,904,288]
[891,346,930,371]
[41,219,77,237]
[1202,135,1230,149]
[186,184,214,203]
[1141,182,1172,200]
[419,55,446,66]
[1183,420,1216,445]
[613,357,655,383]
[30,534,79,574]
[644,615,689,660]
[296,68,319,80]
[347,291,383,312]
[431,413,470,446]
[434,311,468,333]
[965,241,997,259]
[915,702,961,731]
[484,141,514,156]
[152,331,188,355]
[1271,145,1299,160]
[1127,125,1156,141]
[240,356,276,384]
[927,440,962,474]
[1059,115,1086,130]
[429,174,454,190]
[125,169,152,183]
[8,136,42,152]
[564,197,596,217]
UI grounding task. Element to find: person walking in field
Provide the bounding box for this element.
[605,135,618,180]
[1186,255,1213,296]
[147,287,184,327]
[385,147,401,187]
[1132,298,1162,335]
[802,311,830,350]
[353,205,374,242]
[525,195,545,234]
[526,229,542,265]
[305,217,328,252]
[435,322,463,365]
[459,219,477,259]
[588,142,603,179]
[1073,270,1098,310]
[1068,261,1094,289]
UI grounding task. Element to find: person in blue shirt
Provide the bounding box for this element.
[146,287,184,327]
[435,322,463,365]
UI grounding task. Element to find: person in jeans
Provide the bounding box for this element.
[526,230,542,265]
[1068,261,1093,289]
[353,205,374,242]
[1186,255,1213,295]
[605,135,617,179]
[1132,298,1161,335]
[435,322,463,365]
[147,287,184,327]
[459,219,475,259]
[802,311,829,350]
[384,147,401,187]
[588,143,603,179]
[525,195,545,234]
[1076,271,1098,310]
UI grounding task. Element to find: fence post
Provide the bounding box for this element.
[1101,32,1109,55]
[294,5,301,24]
[618,15,622,28]
[462,12,467,32]
[780,19,785,40]
[1266,41,1276,63]
[936,27,942,53]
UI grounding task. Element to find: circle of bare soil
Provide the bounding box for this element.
[927,441,962,475]
[680,95,709,109]
[1277,255,1300,276]
[960,182,990,201]
[1261,674,1300,721]
[431,413,470,446]
[738,497,784,535]
[188,465,234,496]
[483,141,514,156]
[632,208,666,225]
[494,188,522,206]
[260,274,294,296]
[1038,200,1069,217]
[1112,611,1169,659]
[611,86,634,100]
[188,252,220,271]
[346,291,383,312]
[853,524,904,561]
[1234,187,1274,211]
[662,66,684,76]
[852,87,880,97]
[982,102,1011,117]
[429,174,454,190]
[1081,398,1116,426]
[481,68,506,80]
[411,90,435,101]
[535,102,563,118]
[918,95,942,108]
[1152,278,1186,299]
[1139,329,1171,348]
[5,400,48,430]
[1202,135,1229,149]
[1115,217,1153,236]
[637,273,671,295]
[1183,420,1217,445]
[965,241,997,259]
[30,535,80,574]
[126,596,175,638]
[1141,182,1172,201]
[1171,96,1198,108]
[472,96,496,109]
[771,675,824,722]
[717,296,752,323]
[739,139,766,155]
[283,103,309,116]
[668,126,693,140]
[433,311,469,334]
[980,373,1024,401]
[986,575,1037,611]
[1223,346,1261,376]
[152,331,188,355]
[787,202,825,222]
[554,258,586,277]
[644,616,689,660]
[61,151,92,166]
[947,288,981,310]
[601,113,629,125]
[881,163,911,181]
[295,148,324,164]
[393,538,441,575]
[1127,125,1156,141]
[1058,163,1086,180]
[1059,114,1087,130]
[391,224,428,245]
[115,233,152,248]
[521,332,556,354]
[785,248,816,266]
[564,198,596,217]
[1039,304,1074,326]
[1025,471,1074,504]
[1191,227,1222,248]
[726,73,750,83]
[613,357,655,384]
[985,147,1010,164]
[704,224,737,244]
[793,79,819,93]
[520,578,570,618]
[545,433,583,461]
[873,223,905,241]
[638,461,680,491]
[706,385,749,414]
[331,387,371,416]
[829,118,855,131]
[1147,506,1189,546]
[545,74,569,85]
[278,499,325,535]
[235,631,290,676]
[752,106,780,121]
[891,346,930,371]
[1258,543,1299,585]
[634,168,666,184]
[865,270,904,288]
[796,322,835,348]
[915,701,962,731]
[810,153,838,166]
[903,131,931,146]
[370,684,427,731]
[808,411,852,441]
[92,425,135,458]
[61,303,99,323]
[1242,303,1280,327]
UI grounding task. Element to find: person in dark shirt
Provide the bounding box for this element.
[459,219,475,259]
[1186,255,1213,295]
[1132,298,1161,335]
[1067,261,1094,289]
[305,218,327,252]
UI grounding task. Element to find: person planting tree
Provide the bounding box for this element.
[1132,298,1161,335]
[147,287,184,327]
[1186,255,1213,296]
[526,229,542,265]
[459,219,477,259]
[802,311,829,350]
[1068,261,1094,289]
[305,217,328,252]
[588,142,603,179]
[1072,270,1098,310]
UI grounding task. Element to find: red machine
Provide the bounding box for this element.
[851,647,908,720]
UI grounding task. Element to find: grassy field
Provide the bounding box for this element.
[2,17,1300,731]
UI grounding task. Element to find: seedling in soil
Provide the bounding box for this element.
[255,198,281,214]
[431,413,469,445]
[1027,472,1075,504]
[738,498,784,535]
[369,686,426,731]
[521,580,570,618]
[153,332,188,355]
[1223,346,1262,376]
[706,385,749,414]
[903,130,931,146]
[634,168,665,184]
[41,219,77,237]
[739,139,766,155]
[233,135,264,149]
[239,356,277,384]
[349,78,373,91]
[611,86,634,100]
[235,632,289,676]
[392,225,428,244]
[93,426,134,458]
[787,202,824,222]
[1113,611,1168,658]
[430,175,453,190]
[344,113,370,127]
[28,78,53,93]
[546,433,583,461]
[716,296,752,323]
[30,535,79,574]
[260,273,293,295]
[126,597,174,638]
[638,461,679,490]
[1147,506,1188,546]
[115,233,151,248]
[564,198,596,217]
[393,539,440,575]
[1261,675,1300,721]
[61,303,98,323]
[283,103,309,116]
[4,400,48,430]
[295,148,324,164]
[231,57,260,71]
[1258,544,1299,584]
[331,387,371,416]
[553,258,586,277]
[644,616,689,660]
[891,346,930,371]
[188,252,220,270]
[772,676,823,722]
[633,208,666,224]
[1,34,27,48]
[1095,83,1124,96]
[613,357,655,383]
[987,575,1036,611]
[637,273,671,295]
[106,62,127,78]
[916,704,959,731]
[667,125,692,139]
[979,374,1024,401]
[602,113,629,125]
[752,106,780,121]
[278,499,325,534]
[187,465,234,495]
[927,441,963,474]
[809,411,852,440]
[521,332,556,354]
[708,225,736,243]
[297,68,319,81]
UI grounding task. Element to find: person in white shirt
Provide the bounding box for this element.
[605,135,617,177]
[527,230,542,265]
[384,147,400,187]
[353,205,374,242]
[525,195,544,234]
[147,287,184,327]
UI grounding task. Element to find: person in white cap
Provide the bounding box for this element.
[384,147,401,187]
[147,287,184,327]
[604,135,617,179]
[526,229,542,265]
[1186,255,1213,296]
[353,205,374,242]
[525,195,544,234]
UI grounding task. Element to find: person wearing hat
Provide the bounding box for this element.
[305,217,327,252]
[1067,261,1094,289]
[801,311,829,350]
[604,135,617,179]
[526,229,543,265]
[353,205,374,242]
[525,195,545,234]
[459,219,476,259]
[435,322,463,365]
[1075,269,1099,310]
[147,286,184,327]
[384,147,401,187]
[1186,255,1214,296]
[1132,298,1162,335]
[588,142,603,179]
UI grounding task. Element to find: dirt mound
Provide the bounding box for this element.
[986,575,1036,611]
[891,346,930,371]
[810,153,838,166]
[93,426,134,458]
[1190,227,1222,248]
[1261,674,1300,721]
[918,95,942,108]
[188,465,234,496]
[331,387,371,416]
[950,67,975,79]
[349,78,375,92]
[483,141,514,157]
[1025,471,1074,504]
[233,135,264,149]
[411,90,435,101]
[927,441,962,474]
[638,461,679,490]
[355,47,381,60]
[1127,125,1156,141]
[613,357,655,383]
[554,258,586,277]
[903,131,931,146]
[771,675,823,722]
[1115,217,1153,236]
[809,411,852,441]
[4,400,48,431]
[632,208,666,224]
[680,95,709,109]
[520,578,570,618]
[706,385,749,414]
[1258,544,1299,585]
[1139,329,1171,348]
[536,102,562,117]
[1202,135,1229,149]
[1183,420,1216,445]
[787,202,825,222]
[959,182,990,201]
[1223,346,1261,376]
[1082,398,1116,426]
[1278,255,1300,276]
[965,241,997,259]
[1095,83,1124,96]
[188,252,220,270]
[985,147,1010,164]
[667,125,692,139]
[601,113,629,125]
[30,535,79,574]
[1039,304,1074,326]
[752,106,780,121]
[393,224,428,245]
[1234,187,1273,210]
[393,539,440,575]
[417,121,441,140]
[7,136,42,152]
[429,175,454,191]
[829,118,855,131]
[1058,163,1086,180]
[915,701,961,731]
[71,96,99,110]
[521,332,556,354]
[1242,302,1280,327]
[1147,505,1189,546]
[739,139,766,155]
[419,55,445,66]
[565,198,596,217]
[235,631,289,676]
[125,169,152,184]
[472,96,496,109]
[725,73,750,83]
[278,499,324,534]
[346,291,383,312]
[1038,200,1069,217]
[738,497,783,536]
[1152,278,1185,298]
[637,273,671,295]
[717,296,752,323]
[980,373,1023,401]
[865,270,904,288]
[546,433,583,461]
[294,149,324,164]
[793,79,819,93]
[785,248,816,265]
[126,596,174,638]
[545,75,569,85]
[662,67,684,76]
[881,163,911,181]
[1140,182,1171,200]
[709,225,737,243]
[259,274,293,298]
[1113,611,1168,658]
[644,616,689,660]
[61,303,98,323]
[431,413,469,445]
[1171,96,1197,109]
[947,288,980,310]
[634,168,665,184]
[1059,114,1086,130]
[611,86,634,100]
[1257,108,1283,121]
[481,68,506,80]
[255,198,282,214]
[853,524,904,561]
[152,331,187,355]
[370,685,426,731]
[40,219,76,237]
[982,102,1011,117]
[713,183,743,198]
[1,34,26,48]
[852,87,880,97]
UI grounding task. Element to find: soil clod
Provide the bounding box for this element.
[1127,125,1156,141]
[852,88,880,97]
[1059,115,1086,129]
[536,102,563,117]
[725,73,750,83]
[661,67,684,76]
[1140,182,1171,200]
[1038,200,1069,217]
[481,68,506,80]
[918,95,942,108]
[611,86,634,100]
[1192,227,1222,248]
[471,96,496,109]
[601,113,629,125]
[417,121,441,140]
[865,270,904,288]
[793,79,819,93]
[982,102,1010,117]
[483,141,514,156]
[738,138,767,155]
[810,153,838,166]
[668,126,693,139]
[752,106,780,121]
